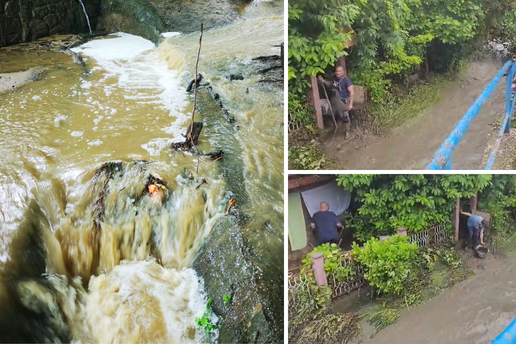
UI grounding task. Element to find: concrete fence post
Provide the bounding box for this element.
[310,252,327,286]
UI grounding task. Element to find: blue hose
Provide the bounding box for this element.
[492,318,516,344]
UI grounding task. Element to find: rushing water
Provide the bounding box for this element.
[0,1,283,341]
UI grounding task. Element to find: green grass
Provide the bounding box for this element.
[363,306,400,333]
[369,72,460,132]
[295,313,360,344]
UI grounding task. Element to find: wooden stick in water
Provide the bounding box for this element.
[188,23,204,173]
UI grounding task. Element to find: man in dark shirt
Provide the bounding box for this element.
[310,201,343,245]
[318,65,355,139]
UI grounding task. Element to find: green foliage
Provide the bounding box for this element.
[337,174,492,242]
[223,293,232,306]
[352,235,420,296]
[288,93,315,128]
[288,0,358,83]
[288,141,327,170]
[195,298,217,336]
[291,243,357,327]
[437,248,462,269]
[289,0,516,105]
[301,243,356,283]
[478,175,516,248]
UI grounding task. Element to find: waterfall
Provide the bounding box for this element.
[77,0,92,35]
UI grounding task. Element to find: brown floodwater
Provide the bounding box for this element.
[0,1,283,342]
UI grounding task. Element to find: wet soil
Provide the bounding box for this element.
[362,250,516,344]
[323,59,507,170]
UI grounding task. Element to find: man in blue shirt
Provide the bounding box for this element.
[460,210,485,250]
[317,66,355,140]
[310,201,343,246]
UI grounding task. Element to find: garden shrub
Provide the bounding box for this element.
[352,235,419,296]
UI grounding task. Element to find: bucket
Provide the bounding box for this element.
[475,244,488,259]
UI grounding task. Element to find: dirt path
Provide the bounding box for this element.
[323,59,507,170]
[362,251,516,344]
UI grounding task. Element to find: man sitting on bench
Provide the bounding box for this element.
[310,201,343,246]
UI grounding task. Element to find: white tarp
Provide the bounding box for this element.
[301,179,351,217]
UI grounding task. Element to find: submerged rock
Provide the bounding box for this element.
[192,217,271,343]
[0,67,46,93]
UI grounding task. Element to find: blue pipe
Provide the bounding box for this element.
[491,318,516,344]
[485,61,516,169]
[427,60,512,170]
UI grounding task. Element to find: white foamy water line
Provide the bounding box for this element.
[141,137,173,156]
[161,32,181,38]
[85,259,215,343]
[71,33,190,141]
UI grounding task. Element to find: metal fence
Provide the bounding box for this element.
[427,60,516,170]
[288,224,450,309]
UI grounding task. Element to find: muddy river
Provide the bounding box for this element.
[363,251,516,344]
[0,1,284,342]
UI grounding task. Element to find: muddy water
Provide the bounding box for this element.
[0,1,283,342]
[363,252,516,344]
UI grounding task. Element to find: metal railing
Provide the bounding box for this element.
[427,60,516,170]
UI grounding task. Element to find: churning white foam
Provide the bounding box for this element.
[71,33,155,61]
[71,32,190,141]
[141,137,173,156]
[85,260,212,343]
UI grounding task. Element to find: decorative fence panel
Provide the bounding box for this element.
[288,224,450,309]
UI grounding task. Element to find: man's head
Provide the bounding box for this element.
[335,66,346,79]
[320,201,329,211]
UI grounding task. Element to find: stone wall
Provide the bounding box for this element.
[96,0,250,43]
[0,0,101,47]
[96,0,165,43]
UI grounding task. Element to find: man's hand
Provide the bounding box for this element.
[348,103,353,111]
[317,75,323,82]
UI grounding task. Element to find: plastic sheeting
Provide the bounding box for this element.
[491,318,516,344]
[288,193,307,251]
[301,180,351,217]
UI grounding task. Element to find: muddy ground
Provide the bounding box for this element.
[361,250,516,344]
[322,58,512,170]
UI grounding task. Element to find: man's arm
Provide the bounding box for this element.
[317,75,333,89]
[310,216,316,230]
[480,228,485,245]
[332,212,343,229]
[460,211,471,216]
